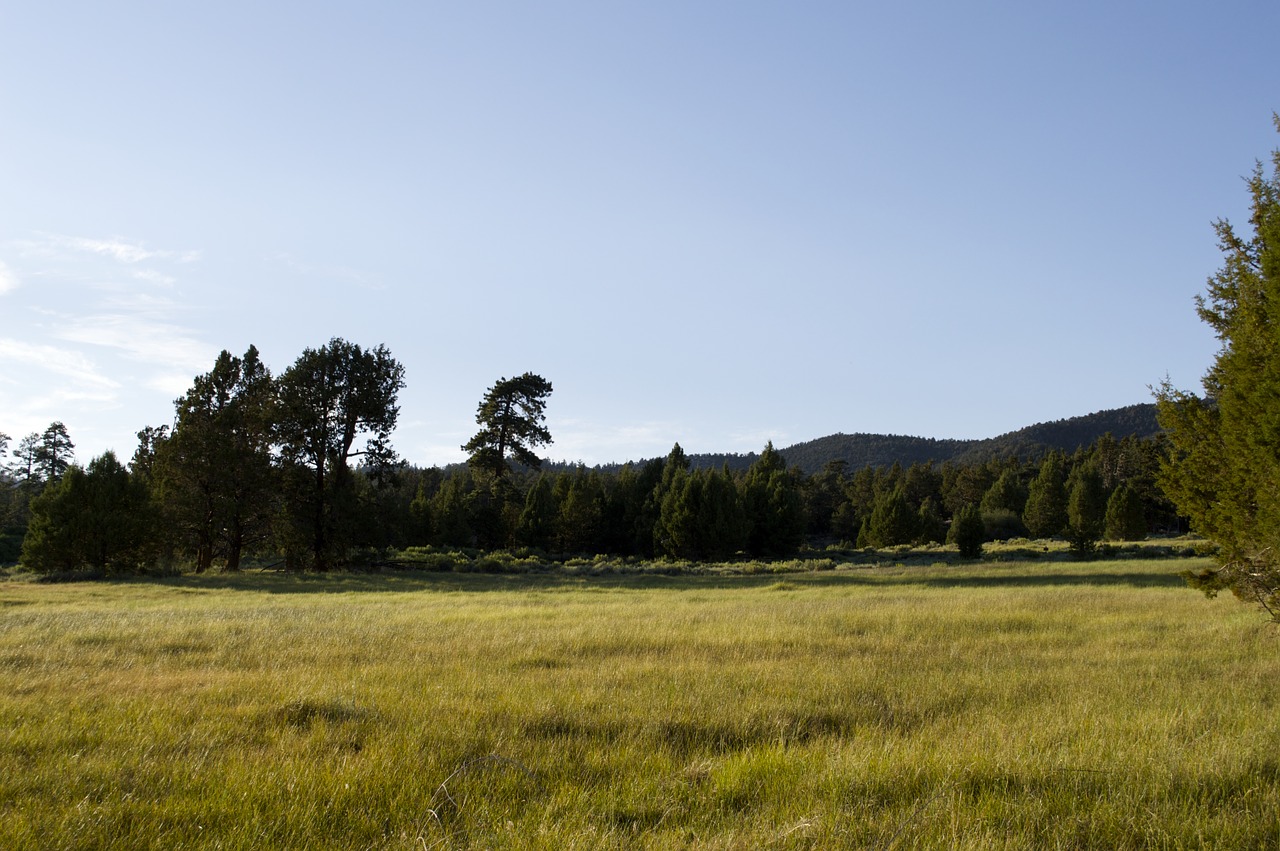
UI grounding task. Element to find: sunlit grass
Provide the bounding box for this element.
[2,558,1277,848]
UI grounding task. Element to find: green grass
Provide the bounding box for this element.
[2,558,1278,849]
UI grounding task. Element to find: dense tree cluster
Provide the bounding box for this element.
[280,431,1169,563]
[5,339,406,574]
[1,340,1177,575]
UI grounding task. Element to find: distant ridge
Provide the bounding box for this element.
[662,403,1161,474]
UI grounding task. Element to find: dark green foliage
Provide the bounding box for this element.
[741,443,805,557]
[464,373,554,480]
[1066,465,1107,556]
[1104,482,1147,541]
[1023,453,1069,538]
[275,338,406,570]
[516,474,556,551]
[556,469,605,554]
[915,497,947,544]
[981,468,1028,516]
[982,508,1027,541]
[148,346,276,572]
[801,460,846,537]
[656,467,745,560]
[21,452,154,574]
[33,422,75,485]
[777,404,1160,472]
[407,475,437,547]
[943,463,996,517]
[1157,118,1280,617]
[949,504,985,558]
[864,487,917,547]
[431,473,474,548]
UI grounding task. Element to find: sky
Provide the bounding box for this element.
[1,2,1277,469]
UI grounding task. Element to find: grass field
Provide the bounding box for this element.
[2,557,1278,849]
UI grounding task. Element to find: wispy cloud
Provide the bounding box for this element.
[59,235,201,265]
[0,338,120,391]
[0,261,17,294]
[8,233,201,270]
[56,312,214,377]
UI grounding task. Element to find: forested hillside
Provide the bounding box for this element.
[775,404,1160,473]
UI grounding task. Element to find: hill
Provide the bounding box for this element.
[543,404,1162,476]
[771,403,1161,473]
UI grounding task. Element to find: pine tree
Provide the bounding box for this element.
[463,373,553,480]
[1157,117,1280,618]
[1023,452,1069,538]
[21,452,153,574]
[980,468,1028,516]
[1104,482,1147,541]
[1066,465,1107,556]
[865,487,916,547]
[516,474,556,551]
[742,442,805,557]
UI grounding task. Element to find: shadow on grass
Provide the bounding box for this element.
[117,561,1194,595]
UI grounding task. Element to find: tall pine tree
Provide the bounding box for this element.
[1157,116,1280,618]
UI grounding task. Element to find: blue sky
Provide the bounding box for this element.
[2,2,1276,468]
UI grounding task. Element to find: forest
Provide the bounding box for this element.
[0,336,1176,575]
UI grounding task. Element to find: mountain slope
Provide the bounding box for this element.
[761,403,1161,473]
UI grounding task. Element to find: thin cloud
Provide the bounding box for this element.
[62,235,201,265]
[56,313,214,376]
[0,338,120,390]
[0,261,17,294]
[10,233,201,267]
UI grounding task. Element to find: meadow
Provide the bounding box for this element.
[1,556,1278,849]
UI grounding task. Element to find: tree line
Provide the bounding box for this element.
[0,332,1176,573]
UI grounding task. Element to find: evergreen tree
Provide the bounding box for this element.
[950,503,985,558]
[463,373,554,480]
[865,487,917,547]
[407,477,436,546]
[431,473,474,548]
[21,452,153,574]
[980,468,1028,516]
[611,459,664,556]
[1104,481,1147,541]
[1023,452,1069,538]
[150,347,276,571]
[915,496,947,544]
[802,460,847,537]
[1066,465,1107,556]
[557,469,604,554]
[275,339,406,569]
[516,473,556,551]
[656,466,744,560]
[1156,117,1280,617]
[742,442,805,557]
[943,462,996,517]
[33,422,75,485]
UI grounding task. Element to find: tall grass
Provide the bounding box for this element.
[1,559,1277,848]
